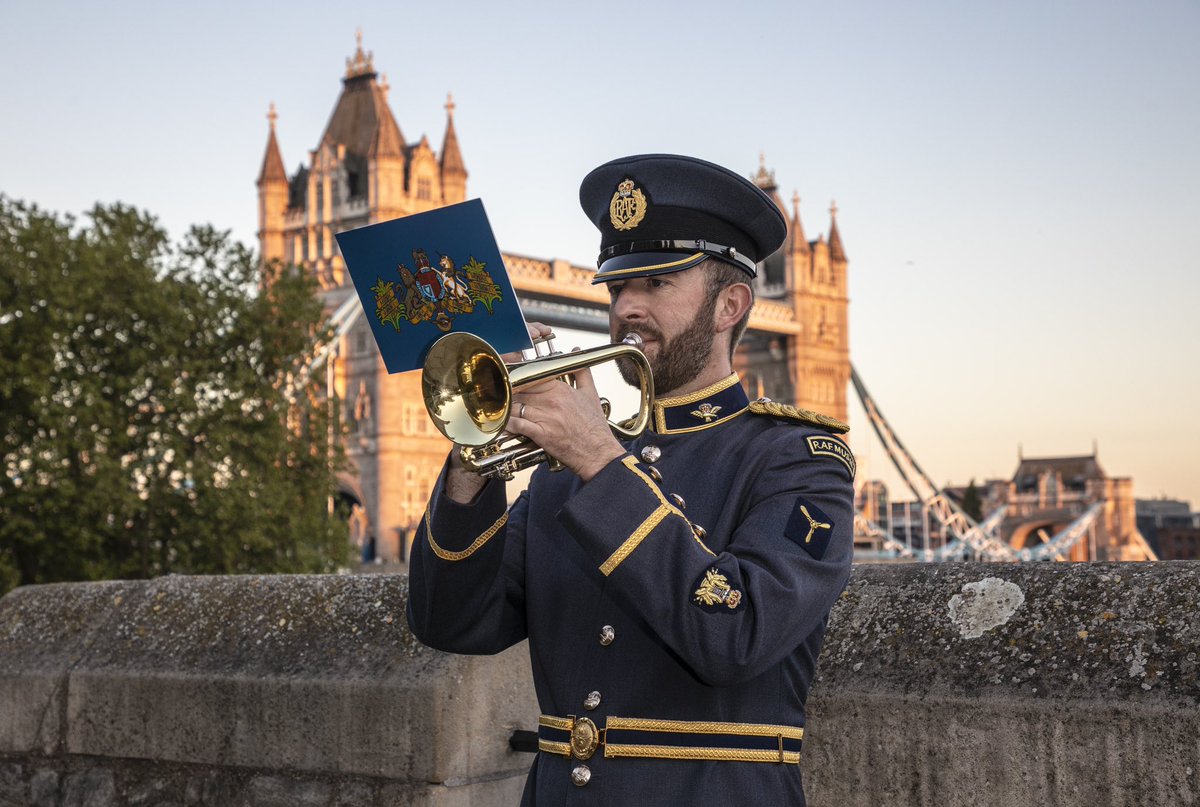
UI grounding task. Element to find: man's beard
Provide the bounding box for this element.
[616,302,715,397]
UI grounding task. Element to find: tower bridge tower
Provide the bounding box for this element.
[256,34,467,562]
[739,157,851,425]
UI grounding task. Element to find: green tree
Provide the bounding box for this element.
[0,197,350,596]
[960,478,984,523]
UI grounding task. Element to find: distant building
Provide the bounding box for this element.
[1157,526,1200,560]
[1136,498,1199,559]
[856,479,889,526]
[1002,451,1153,560]
[870,449,1156,561]
[885,499,948,551]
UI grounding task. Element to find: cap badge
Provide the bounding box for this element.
[609,178,648,231]
[690,403,722,422]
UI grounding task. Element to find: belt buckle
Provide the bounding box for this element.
[568,715,600,760]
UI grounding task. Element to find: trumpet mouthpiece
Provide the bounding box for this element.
[621,333,645,348]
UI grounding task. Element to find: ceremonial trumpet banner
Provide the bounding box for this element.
[336,199,531,374]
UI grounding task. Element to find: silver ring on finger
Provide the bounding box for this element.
[519,403,527,419]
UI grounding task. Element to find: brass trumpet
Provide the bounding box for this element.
[422,332,654,480]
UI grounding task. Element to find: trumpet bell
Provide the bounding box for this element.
[422,333,511,447]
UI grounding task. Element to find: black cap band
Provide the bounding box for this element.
[595,239,757,282]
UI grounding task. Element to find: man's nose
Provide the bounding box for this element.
[611,289,646,323]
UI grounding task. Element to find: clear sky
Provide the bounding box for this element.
[2,1,1198,506]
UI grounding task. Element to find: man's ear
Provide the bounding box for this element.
[713,282,752,334]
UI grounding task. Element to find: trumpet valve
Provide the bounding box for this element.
[530,332,559,358]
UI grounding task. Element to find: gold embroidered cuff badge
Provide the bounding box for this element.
[693,567,744,612]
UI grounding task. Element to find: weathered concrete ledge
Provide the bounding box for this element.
[2,563,1199,806]
[806,561,1200,806]
[0,574,536,806]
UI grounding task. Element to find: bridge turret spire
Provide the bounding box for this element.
[828,200,846,262]
[789,190,810,255]
[345,28,375,79]
[752,152,777,191]
[257,102,286,186]
[439,91,468,203]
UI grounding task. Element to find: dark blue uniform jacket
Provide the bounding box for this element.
[407,375,854,806]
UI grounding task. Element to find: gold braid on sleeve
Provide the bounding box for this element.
[424,508,509,561]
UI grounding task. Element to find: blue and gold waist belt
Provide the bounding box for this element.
[538,714,804,764]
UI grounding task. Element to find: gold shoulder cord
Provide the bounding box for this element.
[747,401,849,434]
[424,508,509,561]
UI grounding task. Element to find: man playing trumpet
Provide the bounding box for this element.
[407,154,854,806]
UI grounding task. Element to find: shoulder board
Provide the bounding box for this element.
[748,400,849,434]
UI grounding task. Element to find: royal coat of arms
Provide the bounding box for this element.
[337,199,530,375]
[371,247,504,333]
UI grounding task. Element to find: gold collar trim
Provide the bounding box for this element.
[653,374,748,434]
[655,373,742,408]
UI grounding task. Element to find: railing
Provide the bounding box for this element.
[502,253,553,281]
[753,299,798,324]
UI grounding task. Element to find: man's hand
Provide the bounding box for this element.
[444,446,488,504]
[506,364,626,483]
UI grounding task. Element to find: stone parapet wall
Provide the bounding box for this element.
[2,563,1198,806]
[0,574,536,806]
[805,561,1200,806]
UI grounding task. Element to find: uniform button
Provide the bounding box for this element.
[691,523,707,541]
[670,493,686,510]
[646,466,663,483]
[584,690,602,710]
[571,764,591,787]
[599,625,615,646]
[640,445,661,464]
